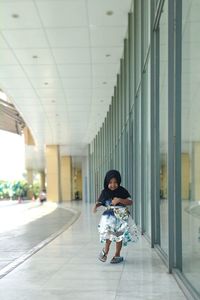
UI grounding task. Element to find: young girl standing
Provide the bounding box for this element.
[93,170,139,263]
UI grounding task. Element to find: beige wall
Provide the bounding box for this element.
[23,126,35,146]
[181,153,190,200]
[45,145,61,202]
[40,171,46,190]
[72,168,82,199]
[193,142,200,201]
[60,156,72,201]
[27,169,33,199]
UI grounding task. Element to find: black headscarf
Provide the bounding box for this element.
[97,170,131,206]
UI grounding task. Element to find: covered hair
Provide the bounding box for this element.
[98,170,130,206]
[104,169,121,188]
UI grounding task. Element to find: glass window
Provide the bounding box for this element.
[159,1,168,254]
[182,0,200,294]
[143,58,151,237]
[135,90,142,227]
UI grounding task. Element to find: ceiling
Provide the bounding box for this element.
[0,0,132,169]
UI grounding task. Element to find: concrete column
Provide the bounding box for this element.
[181,153,190,200]
[45,145,61,202]
[40,171,46,190]
[192,142,200,201]
[60,156,72,201]
[27,169,33,199]
[23,126,35,146]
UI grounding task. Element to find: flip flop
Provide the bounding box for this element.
[98,249,107,262]
[110,256,124,264]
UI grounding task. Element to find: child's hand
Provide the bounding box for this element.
[112,197,120,206]
[93,205,97,213]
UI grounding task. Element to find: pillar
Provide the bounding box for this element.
[181,153,190,200]
[40,171,46,190]
[60,156,72,201]
[27,169,33,199]
[192,142,200,201]
[46,145,61,202]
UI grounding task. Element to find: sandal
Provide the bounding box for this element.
[110,256,123,264]
[98,249,107,262]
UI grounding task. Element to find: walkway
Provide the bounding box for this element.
[0,201,186,300]
[0,200,78,274]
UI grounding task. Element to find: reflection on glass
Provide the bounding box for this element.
[136,91,141,227]
[144,60,151,237]
[182,0,200,294]
[159,1,168,254]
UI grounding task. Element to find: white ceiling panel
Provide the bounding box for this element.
[0,49,18,64]
[67,104,91,112]
[23,65,59,78]
[29,77,62,89]
[0,34,9,48]
[46,28,90,48]
[0,77,32,89]
[91,27,127,47]
[40,97,66,104]
[91,47,122,63]
[65,89,91,99]
[66,97,91,104]
[0,65,25,78]
[1,29,48,48]
[36,88,65,98]
[57,64,91,78]
[87,0,131,27]
[14,48,55,65]
[93,63,118,77]
[61,78,91,90]
[0,2,41,29]
[36,0,87,28]
[52,48,90,64]
[92,77,116,88]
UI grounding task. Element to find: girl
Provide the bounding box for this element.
[93,170,139,264]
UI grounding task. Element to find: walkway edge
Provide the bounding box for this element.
[0,207,81,280]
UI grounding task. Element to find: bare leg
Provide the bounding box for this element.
[104,239,112,254]
[115,241,122,257]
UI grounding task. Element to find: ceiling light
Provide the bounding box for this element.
[51,100,55,103]
[32,55,38,59]
[12,14,19,18]
[102,82,107,85]
[44,82,48,85]
[106,11,114,16]
[106,54,111,57]
[100,100,104,103]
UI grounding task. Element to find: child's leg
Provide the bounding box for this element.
[115,241,122,257]
[104,239,112,254]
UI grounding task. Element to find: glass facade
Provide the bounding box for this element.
[182,0,200,296]
[88,0,200,299]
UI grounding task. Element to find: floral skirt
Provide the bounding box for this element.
[98,207,139,246]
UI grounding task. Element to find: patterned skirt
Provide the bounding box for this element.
[98,207,139,246]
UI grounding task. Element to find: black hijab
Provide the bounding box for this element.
[98,170,131,205]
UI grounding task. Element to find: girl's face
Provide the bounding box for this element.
[108,178,118,190]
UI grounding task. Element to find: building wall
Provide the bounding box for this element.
[88,0,200,299]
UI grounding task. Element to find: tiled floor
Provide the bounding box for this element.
[0,201,186,300]
[0,200,77,272]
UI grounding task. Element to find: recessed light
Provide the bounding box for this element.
[12,14,19,18]
[102,82,107,85]
[106,54,111,57]
[44,82,48,85]
[51,100,55,103]
[100,100,104,103]
[106,11,114,16]
[32,55,38,59]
